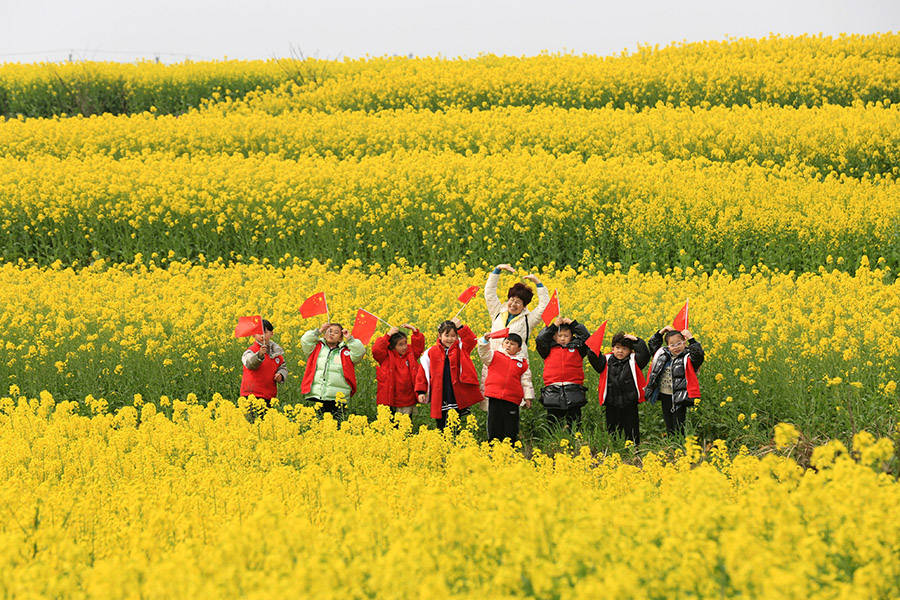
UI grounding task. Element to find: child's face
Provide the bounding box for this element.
[667,334,686,356]
[611,344,632,360]
[254,330,273,345]
[554,328,573,346]
[323,326,343,345]
[439,329,458,348]
[393,337,409,355]
[507,296,525,315]
[502,339,522,355]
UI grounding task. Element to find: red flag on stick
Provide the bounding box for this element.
[451,285,481,319]
[585,321,607,355]
[351,309,379,345]
[542,289,560,326]
[300,292,328,319]
[672,300,689,331]
[485,328,510,340]
[234,315,264,338]
[457,285,480,304]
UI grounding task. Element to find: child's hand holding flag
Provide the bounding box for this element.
[483,328,510,340]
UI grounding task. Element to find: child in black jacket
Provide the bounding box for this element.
[588,331,651,444]
[645,326,705,435]
[536,317,590,430]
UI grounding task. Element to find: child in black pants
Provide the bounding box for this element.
[588,331,651,444]
[478,332,531,443]
[645,327,705,435]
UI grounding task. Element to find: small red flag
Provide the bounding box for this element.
[234,315,264,338]
[457,285,480,304]
[485,328,510,340]
[299,292,328,319]
[351,309,379,345]
[585,321,607,355]
[542,289,560,326]
[672,300,689,331]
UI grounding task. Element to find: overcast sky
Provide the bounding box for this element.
[1,0,897,64]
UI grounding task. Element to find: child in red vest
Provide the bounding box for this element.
[415,318,482,430]
[588,331,651,444]
[535,317,591,430]
[645,326,705,435]
[300,322,367,420]
[478,332,530,443]
[372,324,425,416]
[240,319,288,405]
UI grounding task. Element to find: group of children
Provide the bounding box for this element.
[239,287,705,444]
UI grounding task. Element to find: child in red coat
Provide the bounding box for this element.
[478,332,530,443]
[372,324,425,416]
[415,318,482,430]
[240,319,287,405]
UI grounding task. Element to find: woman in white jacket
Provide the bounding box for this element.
[481,263,550,407]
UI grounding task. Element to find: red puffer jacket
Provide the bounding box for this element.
[373,330,425,407]
[415,325,482,419]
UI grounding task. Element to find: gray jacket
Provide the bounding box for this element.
[242,341,288,384]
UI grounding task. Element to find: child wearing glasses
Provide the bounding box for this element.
[644,326,705,435]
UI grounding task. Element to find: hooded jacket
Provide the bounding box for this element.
[373,330,425,407]
[536,321,590,384]
[596,354,647,406]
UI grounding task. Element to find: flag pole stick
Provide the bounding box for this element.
[450,298,472,321]
[257,315,263,352]
[450,302,469,321]
[361,310,394,329]
[324,292,330,324]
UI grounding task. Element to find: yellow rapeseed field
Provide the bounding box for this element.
[0,260,896,443]
[2,34,897,117]
[3,104,897,179]
[1,396,898,598]
[2,34,899,597]
[1,150,897,271]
